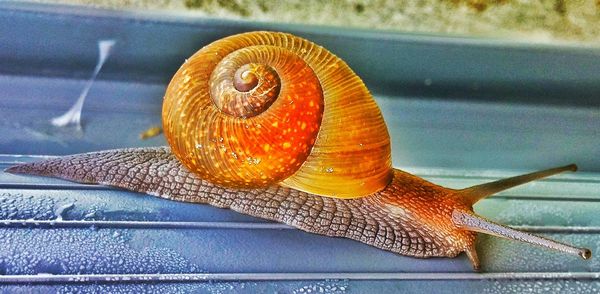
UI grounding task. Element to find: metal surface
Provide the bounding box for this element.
[0,2,599,293]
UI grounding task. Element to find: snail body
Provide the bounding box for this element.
[7,31,590,271]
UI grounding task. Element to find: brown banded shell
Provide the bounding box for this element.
[162,31,392,198]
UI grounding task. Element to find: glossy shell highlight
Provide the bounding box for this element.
[162,31,392,198]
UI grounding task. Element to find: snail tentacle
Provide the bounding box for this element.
[452,210,591,261]
[457,164,578,205]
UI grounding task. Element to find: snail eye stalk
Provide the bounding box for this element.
[452,164,591,262]
[453,210,591,260]
[458,164,577,205]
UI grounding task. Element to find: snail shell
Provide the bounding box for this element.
[162,31,392,198]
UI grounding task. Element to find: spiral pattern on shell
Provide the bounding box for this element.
[163,31,392,198]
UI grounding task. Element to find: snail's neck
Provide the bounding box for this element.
[379,169,463,206]
[374,169,474,249]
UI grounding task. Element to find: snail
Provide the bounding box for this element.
[6,31,591,271]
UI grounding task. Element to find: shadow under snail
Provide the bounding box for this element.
[7,31,591,271]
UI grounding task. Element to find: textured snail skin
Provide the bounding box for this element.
[5,147,476,264]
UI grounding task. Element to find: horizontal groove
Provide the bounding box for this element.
[490,195,600,202]
[0,220,292,230]
[423,174,600,184]
[0,219,595,233]
[1,156,598,203]
[0,183,113,190]
[0,183,597,202]
[0,154,59,159]
[2,157,598,182]
[2,167,596,185]
[515,225,600,233]
[0,272,599,283]
[2,181,598,192]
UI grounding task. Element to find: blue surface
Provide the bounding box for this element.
[0,2,599,293]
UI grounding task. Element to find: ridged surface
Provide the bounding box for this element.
[163,32,392,198]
